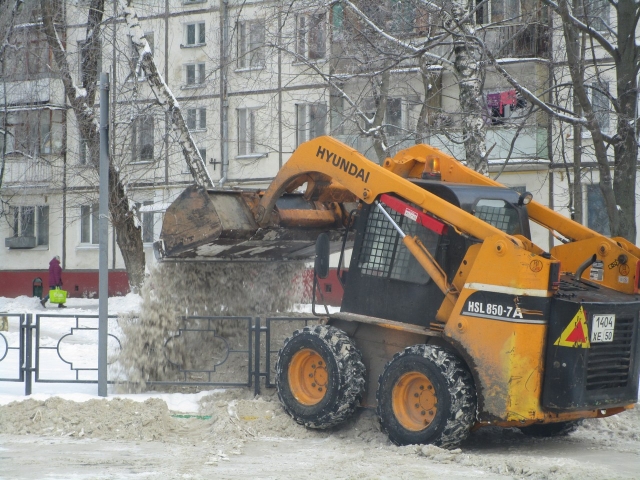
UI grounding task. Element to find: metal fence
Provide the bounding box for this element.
[0,313,315,395]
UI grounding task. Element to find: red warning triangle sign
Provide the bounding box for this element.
[554,306,590,348]
[565,322,587,343]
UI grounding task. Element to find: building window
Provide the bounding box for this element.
[579,0,610,32]
[185,22,205,46]
[237,19,265,68]
[476,0,519,24]
[10,206,49,246]
[79,134,90,165]
[5,26,50,80]
[330,91,345,135]
[136,201,155,244]
[363,97,402,136]
[186,63,206,85]
[81,204,99,244]
[297,103,327,146]
[187,108,207,131]
[359,1,418,36]
[385,98,402,136]
[237,108,262,155]
[2,110,63,156]
[130,32,153,79]
[590,82,610,132]
[131,115,154,162]
[587,184,610,236]
[296,13,326,60]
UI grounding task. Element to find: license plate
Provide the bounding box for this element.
[591,314,615,343]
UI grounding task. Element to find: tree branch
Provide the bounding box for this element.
[120,0,214,190]
[542,0,618,59]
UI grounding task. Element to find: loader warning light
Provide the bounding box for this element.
[422,157,441,179]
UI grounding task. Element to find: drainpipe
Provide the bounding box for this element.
[219,0,229,187]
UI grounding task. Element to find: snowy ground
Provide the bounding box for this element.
[0,295,639,480]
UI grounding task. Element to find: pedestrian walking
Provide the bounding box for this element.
[40,256,67,308]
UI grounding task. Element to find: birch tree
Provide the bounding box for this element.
[40,0,215,291]
[40,0,149,290]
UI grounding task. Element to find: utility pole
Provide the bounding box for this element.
[98,72,109,397]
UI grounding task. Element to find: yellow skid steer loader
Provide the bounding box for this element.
[155,136,640,447]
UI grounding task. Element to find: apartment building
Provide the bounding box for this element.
[0,0,634,296]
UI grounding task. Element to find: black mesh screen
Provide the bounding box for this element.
[357,202,439,284]
[474,201,520,234]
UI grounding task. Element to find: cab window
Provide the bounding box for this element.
[474,199,521,235]
[357,202,439,285]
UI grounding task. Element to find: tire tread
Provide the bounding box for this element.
[276,325,365,429]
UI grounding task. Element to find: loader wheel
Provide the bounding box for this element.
[276,325,365,429]
[377,344,476,448]
[519,420,582,437]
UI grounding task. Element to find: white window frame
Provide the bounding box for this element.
[569,82,610,138]
[131,115,155,163]
[80,203,99,245]
[585,183,610,236]
[79,131,91,165]
[589,81,610,133]
[9,205,49,246]
[296,103,327,146]
[78,39,102,87]
[295,13,326,61]
[183,22,206,47]
[237,107,264,157]
[184,62,206,87]
[578,0,610,32]
[475,0,519,24]
[237,19,265,70]
[5,109,62,156]
[187,107,207,131]
[362,97,403,136]
[136,201,156,244]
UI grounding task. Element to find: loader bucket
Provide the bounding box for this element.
[155,185,349,262]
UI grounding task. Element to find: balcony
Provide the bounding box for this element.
[335,125,548,164]
[2,157,53,187]
[480,23,549,59]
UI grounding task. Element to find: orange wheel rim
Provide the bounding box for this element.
[392,372,437,431]
[288,348,328,406]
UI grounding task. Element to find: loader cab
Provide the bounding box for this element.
[339,181,530,327]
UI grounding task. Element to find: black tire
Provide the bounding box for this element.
[376,344,476,448]
[275,325,365,429]
[519,420,582,437]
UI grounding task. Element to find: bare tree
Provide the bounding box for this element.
[41,0,147,290]
[121,0,213,190]
[552,0,638,240]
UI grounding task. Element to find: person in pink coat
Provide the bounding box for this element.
[40,256,67,308]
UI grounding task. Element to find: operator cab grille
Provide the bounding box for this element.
[586,316,635,390]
